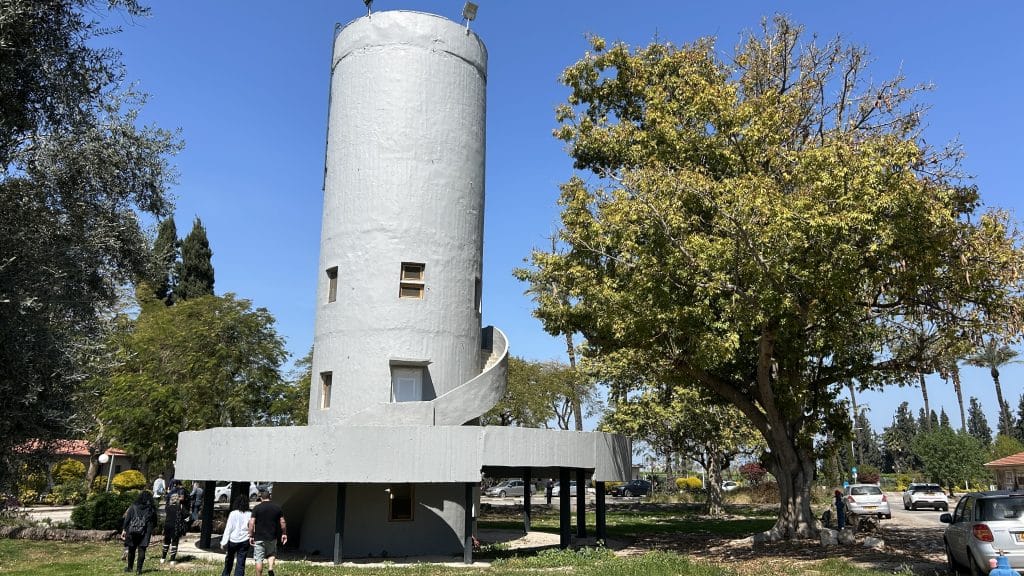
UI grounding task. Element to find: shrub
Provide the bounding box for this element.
[856,464,880,484]
[739,463,768,486]
[675,476,703,491]
[71,490,137,530]
[51,459,86,485]
[44,481,87,505]
[112,470,146,492]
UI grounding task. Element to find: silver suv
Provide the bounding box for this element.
[942,491,1024,574]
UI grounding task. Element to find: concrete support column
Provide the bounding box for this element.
[198,480,215,548]
[523,466,532,533]
[575,469,587,538]
[595,481,606,541]
[559,468,571,549]
[333,483,346,564]
[464,482,474,564]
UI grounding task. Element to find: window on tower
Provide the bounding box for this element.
[391,366,423,402]
[399,262,425,299]
[326,267,338,303]
[320,372,333,409]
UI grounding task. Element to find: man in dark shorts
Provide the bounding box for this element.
[249,489,287,576]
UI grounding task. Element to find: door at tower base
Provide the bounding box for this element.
[277,482,470,558]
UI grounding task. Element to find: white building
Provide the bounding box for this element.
[176,9,631,562]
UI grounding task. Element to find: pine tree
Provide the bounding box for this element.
[176,217,215,300]
[883,402,919,474]
[150,218,178,304]
[1013,394,1024,443]
[967,396,993,447]
[940,408,951,429]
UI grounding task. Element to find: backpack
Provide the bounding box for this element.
[127,509,147,535]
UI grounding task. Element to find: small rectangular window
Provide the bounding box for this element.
[391,366,423,402]
[474,277,481,313]
[401,262,424,281]
[388,484,414,521]
[326,267,338,303]
[399,262,425,299]
[320,372,333,409]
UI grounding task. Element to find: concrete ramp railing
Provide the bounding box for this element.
[337,326,508,426]
[433,326,508,425]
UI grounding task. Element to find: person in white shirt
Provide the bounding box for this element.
[220,494,252,576]
[152,473,166,499]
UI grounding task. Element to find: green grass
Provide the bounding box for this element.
[478,505,777,538]
[0,539,903,576]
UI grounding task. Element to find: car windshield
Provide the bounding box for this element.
[850,486,882,496]
[980,498,1024,521]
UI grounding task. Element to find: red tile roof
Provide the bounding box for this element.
[985,451,1024,467]
[18,439,128,457]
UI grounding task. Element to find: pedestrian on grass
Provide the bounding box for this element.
[161,479,190,565]
[834,489,846,530]
[121,490,157,574]
[249,490,287,576]
[220,494,252,576]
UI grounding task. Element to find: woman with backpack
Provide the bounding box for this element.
[121,490,157,574]
[220,494,252,576]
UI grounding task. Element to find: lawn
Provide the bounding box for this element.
[0,539,903,576]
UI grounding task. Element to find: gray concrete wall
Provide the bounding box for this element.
[176,425,631,483]
[276,482,467,558]
[311,11,488,425]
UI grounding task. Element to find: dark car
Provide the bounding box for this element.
[942,491,1024,574]
[612,479,652,497]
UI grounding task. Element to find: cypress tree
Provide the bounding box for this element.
[967,396,993,447]
[150,217,178,304]
[176,217,214,300]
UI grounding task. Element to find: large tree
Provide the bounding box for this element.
[101,294,286,472]
[912,426,987,494]
[0,0,180,493]
[601,386,762,515]
[482,356,560,428]
[967,396,994,448]
[517,17,1024,537]
[148,217,179,304]
[175,217,215,300]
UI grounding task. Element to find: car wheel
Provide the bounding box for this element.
[904,502,910,510]
[883,514,891,520]
[945,541,963,575]
[942,504,949,511]
[910,502,917,511]
[625,489,634,497]
[218,494,227,503]
[499,490,506,498]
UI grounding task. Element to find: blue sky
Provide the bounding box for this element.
[99,1,1024,434]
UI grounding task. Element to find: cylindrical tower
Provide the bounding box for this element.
[310,11,488,425]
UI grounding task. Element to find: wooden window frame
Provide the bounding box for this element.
[320,371,332,409]
[326,267,338,303]
[399,262,425,299]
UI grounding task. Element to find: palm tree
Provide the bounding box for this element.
[965,339,1021,435]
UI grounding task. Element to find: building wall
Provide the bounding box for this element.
[276,482,468,558]
[310,11,488,424]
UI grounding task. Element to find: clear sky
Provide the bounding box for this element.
[98,1,1024,434]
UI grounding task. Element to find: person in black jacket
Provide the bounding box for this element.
[160,479,191,565]
[121,490,158,574]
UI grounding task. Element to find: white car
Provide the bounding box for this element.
[902,483,948,511]
[721,480,739,492]
[551,481,595,497]
[214,482,259,503]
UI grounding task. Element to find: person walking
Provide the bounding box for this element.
[545,479,554,505]
[834,489,846,530]
[249,490,287,576]
[220,494,252,576]
[152,473,166,499]
[190,481,204,521]
[121,490,158,574]
[160,479,190,565]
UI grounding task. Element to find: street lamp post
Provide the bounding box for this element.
[98,453,115,492]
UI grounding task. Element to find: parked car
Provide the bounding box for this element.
[843,483,891,519]
[721,480,739,492]
[214,482,259,503]
[551,481,576,497]
[902,483,948,511]
[942,491,1024,574]
[484,480,527,498]
[611,479,652,497]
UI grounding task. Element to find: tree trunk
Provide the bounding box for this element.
[703,451,724,516]
[992,368,1011,434]
[765,438,818,538]
[951,364,966,432]
[565,332,583,431]
[918,371,931,431]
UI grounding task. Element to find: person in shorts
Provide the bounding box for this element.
[249,490,287,576]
